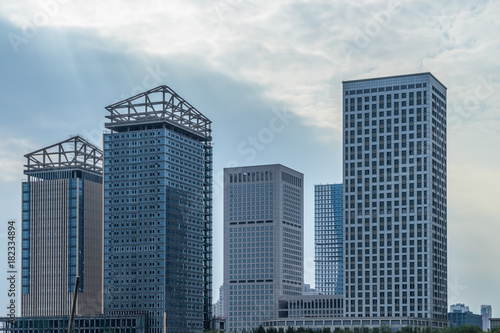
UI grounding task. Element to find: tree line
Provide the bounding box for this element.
[207,324,500,333]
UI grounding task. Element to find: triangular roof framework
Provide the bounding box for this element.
[24,136,103,174]
[105,85,211,140]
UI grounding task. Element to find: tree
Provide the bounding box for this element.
[254,325,266,333]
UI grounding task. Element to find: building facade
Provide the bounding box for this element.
[342,73,447,326]
[448,303,482,328]
[491,318,500,330]
[481,305,492,331]
[0,314,148,333]
[277,294,344,319]
[103,86,213,332]
[21,136,103,316]
[223,164,304,332]
[213,285,224,318]
[315,184,344,295]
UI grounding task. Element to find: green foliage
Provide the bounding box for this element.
[254,326,266,333]
[380,325,392,333]
[234,324,487,333]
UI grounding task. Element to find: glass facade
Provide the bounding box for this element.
[68,178,85,292]
[315,184,343,295]
[22,182,30,295]
[102,86,213,333]
[104,128,210,332]
[342,73,447,325]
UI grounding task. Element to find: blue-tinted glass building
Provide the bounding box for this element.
[314,184,343,295]
[21,136,103,316]
[103,86,213,333]
[448,304,482,328]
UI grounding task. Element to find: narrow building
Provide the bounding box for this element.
[315,183,344,295]
[22,136,103,316]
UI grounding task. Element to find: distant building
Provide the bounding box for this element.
[223,164,304,332]
[314,184,343,295]
[277,294,343,319]
[451,304,470,313]
[303,283,321,295]
[21,136,103,317]
[103,86,213,332]
[490,318,500,329]
[213,285,224,318]
[448,303,482,328]
[481,305,492,331]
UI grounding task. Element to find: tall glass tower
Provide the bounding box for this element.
[103,86,213,332]
[342,73,447,327]
[314,183,343,295]
[21,136,103,316]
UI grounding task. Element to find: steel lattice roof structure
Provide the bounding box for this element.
[24,136,103,174]
[104,85,212,140]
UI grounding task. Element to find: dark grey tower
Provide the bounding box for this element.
[103,86,213,332]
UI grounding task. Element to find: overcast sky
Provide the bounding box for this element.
[0,0,499,317]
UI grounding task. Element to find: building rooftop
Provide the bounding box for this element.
[24,136,102,175]
[105,85,212,140]
[342,72,447,90]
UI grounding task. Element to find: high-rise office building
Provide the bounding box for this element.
[342,73,447,326]
[315,184,344,295]
[481,305,492,331]
[21,136,103,316]
[223,164,304,332]
[103,86,213,332]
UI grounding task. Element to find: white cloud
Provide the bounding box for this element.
[2,0,499,133]
[0,138,36,182]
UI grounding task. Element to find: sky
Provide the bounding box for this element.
[0,0,499,318]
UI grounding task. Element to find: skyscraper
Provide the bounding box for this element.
[223,164,304,332]
[103,86,213,332]
[342,73,447,326]
[21,136,103,316]
[315,183,344,295]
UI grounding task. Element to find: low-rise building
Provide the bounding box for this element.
[448,303,482,328]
